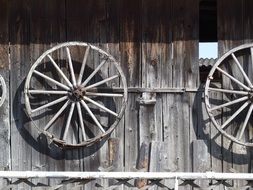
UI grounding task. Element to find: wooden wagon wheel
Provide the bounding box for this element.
[205,43,253,147]
[0,75,6,107]
[24,42,127,147]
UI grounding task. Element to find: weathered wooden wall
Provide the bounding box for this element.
[0,0,252,189]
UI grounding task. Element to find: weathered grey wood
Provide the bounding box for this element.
[0,0,10,188]
[172,0,199,89]
[207,85,223,190]
[189,92,199,171]
[244,0,253,177]
[124,93,139,173]
[139,92,157,145]
[0,71,9,188]
[106,138,123,189]
[149,141,165,190]
[104,2,125,189]
[65,5,91,189]
[162,94,178,172]
[9,1,33,189]
[154,94,163,143]
[135,142,150,188]
[120,0,141,88]
[3,1,253,190]
[163,94,192,190]
[141,0,161,88]
[140,0,179,89]
[29,1,66,188]
[218,1,249,189]
[192,140,210,188]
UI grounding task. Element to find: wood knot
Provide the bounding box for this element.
[150,59,158,66]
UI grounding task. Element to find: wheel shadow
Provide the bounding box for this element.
[193,83,252,166]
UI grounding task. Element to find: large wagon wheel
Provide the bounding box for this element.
[0,75,6,107]
[24,42,127,147]
[205,43,253,147]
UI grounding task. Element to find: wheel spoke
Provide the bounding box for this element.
[47,54,73,88]
[44,100,69,131]
[33,70,70,91]
[62,102,75,140]
[85,75,119,90]
[80,100,105,133]
[29,90,69,95]
[216,67,251,91]
[210,96,248,112]
[31,96,68,113]
[83,96,118,117]
[208,87,248,95]
[76,102,87,141]
[231,53,253,88]
[81,59,108,87]
[221,101,250,129]
[237,104,253,140]
[66,47,77,86]
[86,92,123,97]
[77,46,90,85]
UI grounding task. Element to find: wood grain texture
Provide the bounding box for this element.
[9,1,33,189]
[0,3,10,190]
[218,2,249,188]
[172,0,199,89]
[2,0,253,189]
[120,0,141,88]
[192,140,210,188]
[0,71,9,187]
[217,1,251,189]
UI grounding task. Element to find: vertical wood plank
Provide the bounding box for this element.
[162,94,178,172]
[103,2,125,189]
[244,0,253,177]
[149,141,164,190]
[141,0,173,89]
[218,1,249,188]
[120,2,141,189]
[29,0,66,188]
[207,85,223,190]
[163,93,192,190]
[139,92,156,145]
[135,142,150,188]
[0,70,9,188]
[120,0,141,87]
[66,1,104,189]
[124,93,139,172]
[192,140,210,188]
[172,0,199,89]
[9,0,32,189]
[0,0,10,187]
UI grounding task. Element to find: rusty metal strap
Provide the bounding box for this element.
[89,87,202,93]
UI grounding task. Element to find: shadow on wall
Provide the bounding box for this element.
[12,61,116,160]
[193,84,252,166]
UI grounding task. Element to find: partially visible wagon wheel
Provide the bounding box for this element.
[205,43,253,147]
[0,75,6,107]
[24,42,127,147]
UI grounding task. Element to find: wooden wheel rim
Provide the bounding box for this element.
[205,43,253,147]
[0,75,6,108]
[24,42,128,148]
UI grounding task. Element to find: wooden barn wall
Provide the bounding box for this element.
[0,0,252,189]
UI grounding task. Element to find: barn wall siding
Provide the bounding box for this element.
[0,0,252,189]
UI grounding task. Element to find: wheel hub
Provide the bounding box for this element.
[70,86,86,102]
